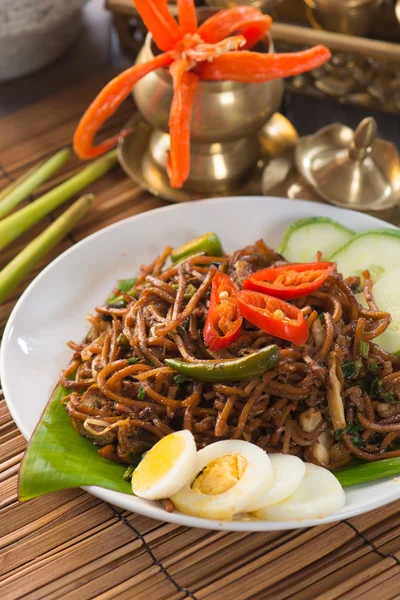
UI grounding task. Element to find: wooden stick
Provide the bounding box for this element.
[271,22,400,63]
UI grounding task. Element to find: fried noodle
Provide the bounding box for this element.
[61,243,400,470]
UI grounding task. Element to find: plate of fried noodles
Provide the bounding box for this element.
[3,196,400,531]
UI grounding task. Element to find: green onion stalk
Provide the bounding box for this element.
[0,149,118,253]
[0,194,93,304]
[336,457,400,487]
[0,148,71,220]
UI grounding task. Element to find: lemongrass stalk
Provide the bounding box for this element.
[0,194,93,304]
[0,148,71,220]
[0,149,118,253]
[0,165,39,200]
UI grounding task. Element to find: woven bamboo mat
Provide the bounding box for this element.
[2,72,400,600]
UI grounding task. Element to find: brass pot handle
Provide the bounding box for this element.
[349,117,377,161]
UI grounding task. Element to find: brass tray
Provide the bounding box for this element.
[118,112,298,202]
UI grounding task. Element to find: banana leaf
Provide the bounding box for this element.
[19,276,144,501]
[18,384,132,501]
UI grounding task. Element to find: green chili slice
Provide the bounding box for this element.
[165,345,280,383]
[171,232,223,263]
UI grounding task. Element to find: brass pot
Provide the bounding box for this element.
[205,0,283,13]
[304,0,383,36]
[132,9,284,192]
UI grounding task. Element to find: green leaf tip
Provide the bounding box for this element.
[18,385,132,502]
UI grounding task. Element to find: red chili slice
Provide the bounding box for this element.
[204,272,243,351]
[243,262,335,300]
[237,290,309,345]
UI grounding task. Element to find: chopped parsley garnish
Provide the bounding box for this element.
[123,465,136,482]
[107,298,127,309]
[336,421,363,439]
[117,278,137,292]
[127,357,139,365]
[342,360,362,380]
[123,454,142,481]
[184,284,197,300]
[174,374,192,385]
[177,319,190,336]
[342,361,355,379]
[359,341,370,359]
[349,436,366,448]
[368,359,379,373]
[370,378,396,403]
[117,333,129,347]
[106,278,138,307]
[335,421,365,447]
[359,373,397,403]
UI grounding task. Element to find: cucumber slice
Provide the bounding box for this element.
[330,229,400,283]
[355,292,368,309]
[278,217,354,263]
[370,268,400,354]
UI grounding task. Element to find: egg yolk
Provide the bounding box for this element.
[192,453,248,495]
[131,433,185,491]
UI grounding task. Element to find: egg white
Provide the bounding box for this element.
[170,440,273,520]
[131,430,197,500]
[258,463,346,521]
[252,454,306,518]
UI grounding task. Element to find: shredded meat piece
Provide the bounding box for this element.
[72,418,117,446]
[345,386,364,412]
[228,241,282,286]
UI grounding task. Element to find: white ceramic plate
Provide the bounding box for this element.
[2,196,400,531]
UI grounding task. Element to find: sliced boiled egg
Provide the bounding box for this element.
[252,454,306,518]
[131,430,196,500]
[170,440,273,520]
[258,463,345,521]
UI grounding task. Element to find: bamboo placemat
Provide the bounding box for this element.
[2,72,400,600]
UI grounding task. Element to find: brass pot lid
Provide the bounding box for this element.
[295,118,400,211]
